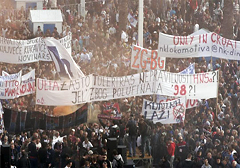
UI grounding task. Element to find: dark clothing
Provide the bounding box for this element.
[159,160,171,168]
[181,159,194,168]
[17,155,30,168]
[38,147,47,164]
[10,148,18,166]
[28,142,37,158]
[126,119,137,136]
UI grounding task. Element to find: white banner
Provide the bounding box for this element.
[2,70,35,98]
[158,32,240,60]
[131,45,166,70]
[142,98,186,124]
[36,70,218,106]
[0,33,72,64]
[20,70,35,96]
[0,71,22,99]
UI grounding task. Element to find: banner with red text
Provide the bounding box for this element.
[131,45,166,70]
[142,98,186,124]
[36,70,218,106]
[0,32,72,64]
[0,70,22,99]
[2,70,35,98]
[158,32,240,60]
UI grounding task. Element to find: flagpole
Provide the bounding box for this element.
[216,69,220,117]
[138,0,144,47]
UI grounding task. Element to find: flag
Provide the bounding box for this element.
[44,37,85,80]
[128,13,138,27]
[0,102,4,133]
[179,63,195,74]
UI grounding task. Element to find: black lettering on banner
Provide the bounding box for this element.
[69,80,75,90]
[61,81,68,90]
[149,110,169,120]
[90,88,94,100]
[72,90,86,104]
[144,100,152,109]
[75,79,80,90]
[72,91,77,104]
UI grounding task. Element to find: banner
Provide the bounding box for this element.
[0,70,22,99]
[36,70,218,106]
[158,32,240,60]
[127,13,138,27]
[142,98,186,124]
[2,70,35,99]
[131,45,166,70]
[0,33,72,64]
[3,104,88,133]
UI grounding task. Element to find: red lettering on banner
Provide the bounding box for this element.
[173,85,186,96]
[199,34,208,43]
[173,36,195,45]
[140,49,147,68]
[150,50,157,69]
[132,46,140,68]
[194,74,213,84]
[53,81,60,90]
[193,74,198,84]
[150,50,164,70]
[211,33,236,49]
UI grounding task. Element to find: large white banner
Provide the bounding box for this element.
[0,33,72,64]
[142,98,186,124]
[158,32,240,60]
[2,70,35,98]
[131,45,166,70]
[36,70,218,106]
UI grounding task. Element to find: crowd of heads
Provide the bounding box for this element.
[1,0,240,167]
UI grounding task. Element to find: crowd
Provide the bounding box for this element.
[0,0,240,168]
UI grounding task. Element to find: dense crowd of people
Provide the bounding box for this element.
[1,0,240,168]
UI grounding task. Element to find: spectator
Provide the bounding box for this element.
[167,137,176,168]
[126,114,137,157]
[138,118,151,158]
[28,137,38,168]
[181,153,194,168]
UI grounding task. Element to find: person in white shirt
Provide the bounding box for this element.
[82,138,93,151]
[109,25,116,36]
[121,30,128,43]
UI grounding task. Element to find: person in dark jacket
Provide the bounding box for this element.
[38,142,48,168]
[181,153,194,168]
[126,114,137,157]
[17,150,30,168]
[28,137,38,168]
[159,155,170,168]
[138,118,151,158]
[10,143,18,167]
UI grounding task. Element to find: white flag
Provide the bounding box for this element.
[44,37,85,80]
